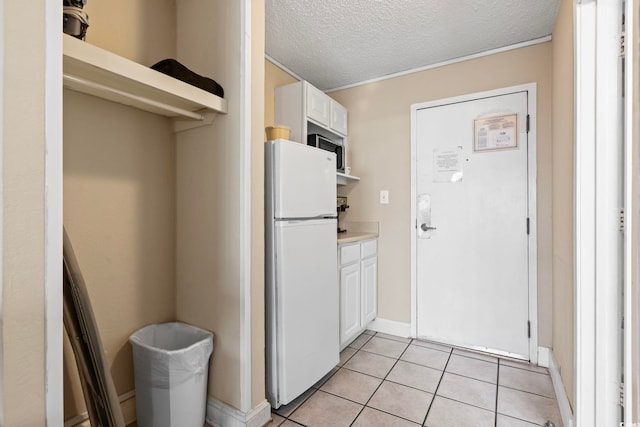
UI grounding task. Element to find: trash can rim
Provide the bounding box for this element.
[129,322,214,354]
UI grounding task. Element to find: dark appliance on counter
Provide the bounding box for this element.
[337,197,349,233]
[308,134,345,173]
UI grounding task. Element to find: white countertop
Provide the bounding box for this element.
[337,231,378,244]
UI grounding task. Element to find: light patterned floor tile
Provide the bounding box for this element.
[289,390,362,427]
[338,347,357,367]
[446,354,498,383]
[497,386,562,426]
[500,358,549,374]
[320,368,382,404]
[361,336,409,358]
[265,413,286,426]
[367,381,434,424]
[375,332,412,343]
[352,407,420,427]
[499,365,554,398]
[313,367,338,389]
[452,348,498,363]
[343,350,396,378]
[386,360,443,393]
[400,344,450,370]
[274,387,316,417]
[436,372,497,411]
[280,420,305,426]
[348,333,373,349]
[496,413,541,427]
[424,396,495,427]
[411,339,453,353]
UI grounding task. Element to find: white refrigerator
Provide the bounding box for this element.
[265,139,339,408]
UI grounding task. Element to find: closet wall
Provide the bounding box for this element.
[63,1,178,423]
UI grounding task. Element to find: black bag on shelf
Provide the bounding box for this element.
[151,59,224,98]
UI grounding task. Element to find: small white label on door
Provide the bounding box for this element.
[433,148,463,183]
[474,114,518,152]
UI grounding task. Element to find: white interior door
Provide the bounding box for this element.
[415,89,532,359]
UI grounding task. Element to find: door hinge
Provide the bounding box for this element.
[620,32,626,57]
[526,114,530,133]
[620,208,625,231]
[526,218,530,235]
[620,382,625,406]
[527,321,531,338]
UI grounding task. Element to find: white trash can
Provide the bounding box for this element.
[129,322,214,427]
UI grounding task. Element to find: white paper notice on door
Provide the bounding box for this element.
[433,148,463,183]
[474,114,518,152]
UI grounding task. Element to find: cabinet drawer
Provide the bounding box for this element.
[361,239,377,259]
[339,243,360,266]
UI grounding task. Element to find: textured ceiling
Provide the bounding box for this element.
[266,0,559,91]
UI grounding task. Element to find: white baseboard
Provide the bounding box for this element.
[206,397,271,427]
[367,318,412,338]
[549,350,574,427]
[537,346,551,368]
[64,390,137,427]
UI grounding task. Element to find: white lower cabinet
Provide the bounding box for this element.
[338,238,378,349]
[340,263,361,345]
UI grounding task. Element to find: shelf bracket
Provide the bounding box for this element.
[173,111,219,133]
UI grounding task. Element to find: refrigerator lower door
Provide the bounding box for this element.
[271,218,339,406]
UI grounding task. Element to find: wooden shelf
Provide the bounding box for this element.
[62,35,227,124]
[336,171,360,186]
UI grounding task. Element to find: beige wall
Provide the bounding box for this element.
[251,0,266,408]
[84,0,177,66]
[63,1,178,423]
[63,90,177,421]
[551,0,575,410]
[2,1,47,424]
[265,60,298,129]
[175,0,244,409]
[329,43,554,347]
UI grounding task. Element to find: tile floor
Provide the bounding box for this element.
[266,330,562,427]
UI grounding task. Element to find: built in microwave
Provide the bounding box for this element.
[307,134,344,173]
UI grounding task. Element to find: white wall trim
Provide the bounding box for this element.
[537,346,550,368]
[622,0,635,425]
[239,0,253,414]
[206,397,271,427]
[410,83,539,363]
[574,2,596,426]
[325,36,552,93]
[265,54,305,83]
[64,390,136,427]
[44,0,64,425]
[0,0,5,423]
[367,318,411,338]
[549,350,575,427]
[575,1,625,425]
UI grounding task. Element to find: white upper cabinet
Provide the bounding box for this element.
[330,101,348,137]
[306,84,331,128]
[275,81,348,144]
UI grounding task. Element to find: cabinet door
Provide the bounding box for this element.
[361,257,377,326]
[330,101,348,136]
[306,84,330,127]
[340,262,361,347]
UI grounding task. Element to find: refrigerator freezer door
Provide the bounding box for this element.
[272,219,339,406]
[272,139,336,219]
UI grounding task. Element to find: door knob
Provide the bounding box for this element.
[421,224,436,231]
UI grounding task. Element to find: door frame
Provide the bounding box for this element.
[410,83,539,363]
